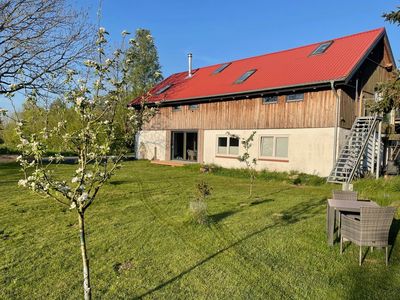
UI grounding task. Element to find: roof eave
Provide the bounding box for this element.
[137,78,347,107]
[344,29,387,84]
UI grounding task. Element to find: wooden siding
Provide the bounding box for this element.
[339,37,394,128]
[144,90,337,131]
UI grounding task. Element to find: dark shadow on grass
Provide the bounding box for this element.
[277,197,327,224]
[209,210,237,223]
[109,180,131,186]
[135,197,326,299]
[389,218,400,259]
[250,198,274,206]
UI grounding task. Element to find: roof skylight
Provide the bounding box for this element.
[234,69,257,84]
[311,41,333,56]
[213,63,231,74]
[156,84,172,95]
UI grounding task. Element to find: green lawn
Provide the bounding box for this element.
[1,160,400,299]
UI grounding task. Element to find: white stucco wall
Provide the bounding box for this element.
[202,128,350,177]
[137,127,350,177]
[136,130,167,160]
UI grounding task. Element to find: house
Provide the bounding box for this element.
[130,28,396,178]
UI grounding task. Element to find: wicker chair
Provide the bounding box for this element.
[332,190,358,201]
[333,190,358,236]
[340,206,396,266]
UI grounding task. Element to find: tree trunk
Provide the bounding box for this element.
[78,212,92,300]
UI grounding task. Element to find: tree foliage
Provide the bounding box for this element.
[125,28,163,97]
[370,7,400,113]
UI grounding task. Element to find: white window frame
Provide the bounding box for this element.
[259,135,289,159]
[216,135,240,156]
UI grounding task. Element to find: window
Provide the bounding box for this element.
[234,69,257,84]
[217,136,240,155]
[217,137,227,154]
[213,63,231,74]
[156,84,172,95]
[286,93,304,102]
[229,137,239,155]
[260,136,288,158]
[262,96,278,104]
[172,105,182,111]
[189,104,199,110]
[310,41,333,56]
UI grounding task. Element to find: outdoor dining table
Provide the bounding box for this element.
[326,199,379,246]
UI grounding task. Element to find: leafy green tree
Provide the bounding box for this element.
[370,7,400,113]
[110,28,162,153]
[125,28,163,97]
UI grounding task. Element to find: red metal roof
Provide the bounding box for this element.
[132,28,386,105]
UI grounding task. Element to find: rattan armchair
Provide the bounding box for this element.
[333,190,358,235]
[340,206,396,266]
[332,190,358,201]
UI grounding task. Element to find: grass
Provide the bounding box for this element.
[1,160,400,299]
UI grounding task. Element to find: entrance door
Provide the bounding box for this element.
[171,131,198,161]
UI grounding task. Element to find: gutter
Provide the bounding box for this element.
[130,79,346,108]
[331,81,340,166]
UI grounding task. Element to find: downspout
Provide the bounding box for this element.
[331,81,341,166]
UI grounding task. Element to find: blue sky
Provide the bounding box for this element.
[83,0,400,75]
[1,0,399,111]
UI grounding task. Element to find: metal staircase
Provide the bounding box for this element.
[327,116,381,184]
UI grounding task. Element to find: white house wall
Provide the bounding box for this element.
[136,130,167,160]
[137,127,350,177]
[203,128,350,177]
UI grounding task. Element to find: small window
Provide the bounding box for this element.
[189,104,199,110]
[156,84,172,95]
[213,63,231,74]
[275,137,288,158]
[172,105,182,111]
[229,137,239,155]
[286,93,304,102]
[234,69,257,84]
[217,137,228,154]
[260,137,274,157]
[262,96,278,104]
[217,136,240,155]
[311,41,333,56]
[260,136,288,158]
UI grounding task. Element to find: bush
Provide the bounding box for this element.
[0,145,20,155]
[200,164,325,186]
[189,181,212,225]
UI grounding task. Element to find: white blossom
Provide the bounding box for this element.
[71,177,80,183]
[76,97,85,106]
[77,192,88,203]
[121,30,130,37]
[70,202,77,209]
[105,58,112,66]
[18,179,28,187]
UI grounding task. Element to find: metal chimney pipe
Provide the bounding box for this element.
[188,53,192,77]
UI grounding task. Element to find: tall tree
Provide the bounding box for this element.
[125,28,163,97]
[0,0,92,95]
[369,7,400,113]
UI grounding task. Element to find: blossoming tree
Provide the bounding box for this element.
[13,28,157,300]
